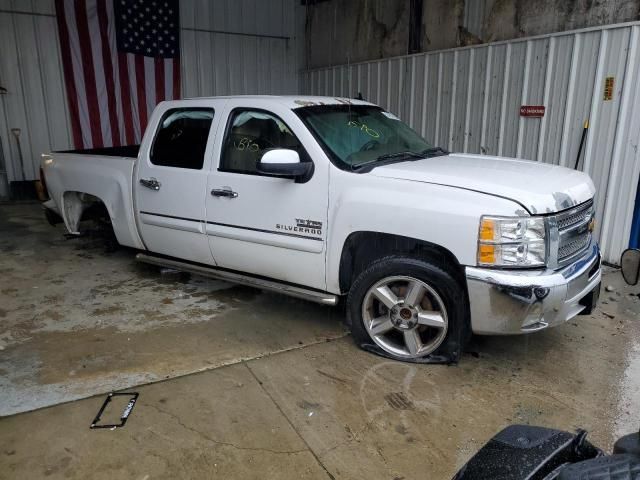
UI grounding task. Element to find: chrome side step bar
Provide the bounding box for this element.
[135,253,339,306]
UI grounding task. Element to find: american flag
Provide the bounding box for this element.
[55,0,180,149]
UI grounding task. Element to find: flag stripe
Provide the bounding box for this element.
[155,57,165,105]
[96,0,121,146]
[56,0,181,149]
[134,55,148,137]
[126,54,141,141]
[54,0,84,149]
[118,53,136,144]
[144,56,156,123]
[74,0,103,147]
[66,0,92,148]
[164,58,173,101]
[173,56,180,100]
[104,1,126,146]
[87,0,112,147]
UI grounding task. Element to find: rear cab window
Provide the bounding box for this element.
[150,108,215,169]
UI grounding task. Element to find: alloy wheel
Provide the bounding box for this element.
[361,275,448,359]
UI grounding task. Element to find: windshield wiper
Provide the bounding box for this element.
[351,149,445,172]
[421,147,449,157]
[351,151,425,171]
[376,151,425,161]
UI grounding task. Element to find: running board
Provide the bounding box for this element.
[135,253,339,306]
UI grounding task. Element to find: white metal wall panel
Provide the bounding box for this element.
[0,0,302,189]
[303,22,640,265]
[600,25,640,264]
[0,0,71,187]
[483,44,507,155]
[427,54,440,143]
[181,31,297,97]
[502,42,526,158]
[179,0,299,98]
[539,35,572,165]
[438,53,453,149]
[519,39,548,161]
[454,52,468,148]
[560,31,601,169]
[466,47,487,153]
[181,0,293,38]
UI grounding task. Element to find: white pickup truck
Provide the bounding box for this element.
[41,95,601,363]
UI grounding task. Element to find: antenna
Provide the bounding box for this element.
[347,52,353,170]
[347,52,351,98]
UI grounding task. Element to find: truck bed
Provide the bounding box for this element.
[54,144,140,158]
[43,146,143,250]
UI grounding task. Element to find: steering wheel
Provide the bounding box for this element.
[359,140,380,152]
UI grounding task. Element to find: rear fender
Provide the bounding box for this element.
[41,152,144,249]
[61,191,103,234]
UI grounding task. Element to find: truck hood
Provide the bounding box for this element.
[369,153,595,214]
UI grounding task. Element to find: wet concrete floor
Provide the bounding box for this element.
[1,203,639,479]
[0,204,347,416]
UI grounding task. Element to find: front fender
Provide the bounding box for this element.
[325,171,525,293]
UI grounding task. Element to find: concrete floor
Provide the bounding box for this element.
[1,203,639,479]
[0,203,347,416]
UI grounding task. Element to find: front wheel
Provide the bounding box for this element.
[347,256,469,363]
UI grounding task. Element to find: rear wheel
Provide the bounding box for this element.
[347,256,468,362]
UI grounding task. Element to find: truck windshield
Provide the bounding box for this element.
[295,104,447,170]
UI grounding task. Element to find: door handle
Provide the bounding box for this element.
[211,187,238,198]
[140,178,161,191]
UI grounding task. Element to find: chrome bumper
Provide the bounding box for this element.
[465,242,601,335]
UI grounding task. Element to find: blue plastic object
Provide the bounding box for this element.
[630,177,640,249]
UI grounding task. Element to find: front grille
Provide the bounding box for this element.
[558,234,590,259]
[558,208,590,230]
[555,200,594,265]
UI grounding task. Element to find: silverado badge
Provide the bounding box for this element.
[276,219,323,236]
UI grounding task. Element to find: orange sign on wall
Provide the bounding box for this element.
[604,76,615,101]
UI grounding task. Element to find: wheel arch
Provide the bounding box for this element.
[58,190,142,249]
[60,191,112,234]
[337,231,467,294]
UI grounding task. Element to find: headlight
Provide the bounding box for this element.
[477,216,547,267]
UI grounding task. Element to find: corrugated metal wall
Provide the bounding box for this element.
[0,0,301,191]
[302,22,640,265]
[0,0,71,193]
[180,0,300,98]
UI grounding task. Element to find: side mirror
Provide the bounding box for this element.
[256,149,313,181]
[621,248,640,285]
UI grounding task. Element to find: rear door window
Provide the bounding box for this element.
[150,108,214,169]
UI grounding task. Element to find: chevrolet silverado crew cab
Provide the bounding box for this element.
[40,96,601,363]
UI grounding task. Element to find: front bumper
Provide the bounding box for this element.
[465,242,601,335]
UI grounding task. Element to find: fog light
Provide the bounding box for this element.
[534,287,549,299]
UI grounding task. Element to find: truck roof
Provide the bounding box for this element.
[182,95,375,109]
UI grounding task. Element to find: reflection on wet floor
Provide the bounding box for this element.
[1,203,640,479]
[0,203,347,415]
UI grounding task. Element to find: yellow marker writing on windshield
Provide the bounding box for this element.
[347,120,380,138]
